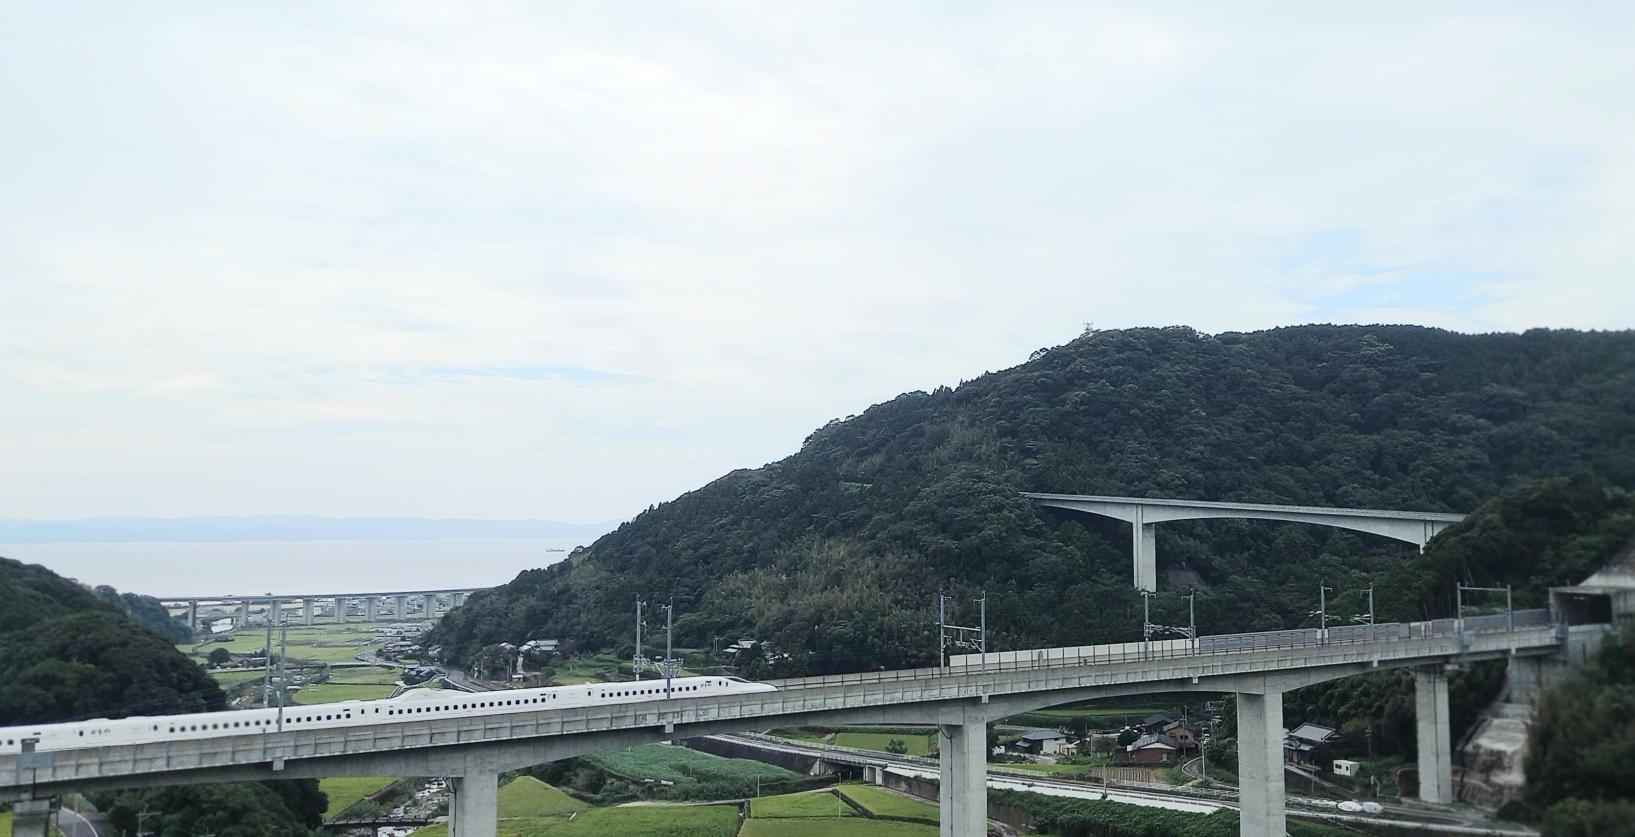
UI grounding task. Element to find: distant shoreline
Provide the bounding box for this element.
[0,515,618,544]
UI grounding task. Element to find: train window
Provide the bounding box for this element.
[78,731,84,736]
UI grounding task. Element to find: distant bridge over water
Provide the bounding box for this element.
[158,589,480,631]
[1024,493,1466,591]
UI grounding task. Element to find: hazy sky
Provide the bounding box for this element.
[3,3,1632,523]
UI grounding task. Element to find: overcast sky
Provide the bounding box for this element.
[2,2,1632,524]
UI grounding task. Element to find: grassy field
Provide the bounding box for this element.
[740,820,937,837]
[831,731,936,755]
[319,776,396,819]
[414,804,739,837]
[209,669,269,687]
[292,683,396,704]
[327,665,403,685]
[991,761,1098,777]
[588,744,799,786]
[838,784,939,824]
[498,776,587,818]
[769,728,937,755]
[750,791,856,818]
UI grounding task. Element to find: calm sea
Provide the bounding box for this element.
[0,538,586,597]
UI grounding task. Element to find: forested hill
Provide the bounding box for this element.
[430,326,1635,672]
[0,557,223,724]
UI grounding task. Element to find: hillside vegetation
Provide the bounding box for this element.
[432,326,1635,674]
[0,556,224,724]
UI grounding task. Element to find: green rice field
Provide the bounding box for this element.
[413,804,739,837]
[498,777,587,818]
[750,791,856,818]
[292,683,396,704]
[587,744,798,786]
[740,819,937,837]
[838,784,939,823]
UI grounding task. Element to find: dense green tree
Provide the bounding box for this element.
[1527,628,1635,817]
[104,783,319,837]
[95,584,194,642]
[208,647,233,667]
[0,611,225,724]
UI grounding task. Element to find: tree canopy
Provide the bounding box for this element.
[0,557,224,724]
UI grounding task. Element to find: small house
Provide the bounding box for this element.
[1283,723,1338,765]
[1141,713,1175,734]
[1012,729,1069,756]
[1162,720,1199,751]
[1332,759,1361,778]
[1126,733,1181,765]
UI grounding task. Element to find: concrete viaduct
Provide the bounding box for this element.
[3,613,1594,837]
[159,589,478,632]
[1024,493,1466,591]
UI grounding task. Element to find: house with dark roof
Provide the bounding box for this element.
[1141,713,1175,734]
[1011,729,1068,756]
[1125,733,1182,765]
[1283,723,1338,765]
[1162,720,1199,751]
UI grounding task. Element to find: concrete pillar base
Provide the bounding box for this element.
[1236,690,1286,837]
[335,596,347,623]
[449,765,499,837]
[937,717,987,837]
[10,799,51,837]
[302,598,314,626]
[1416,667,1454,804]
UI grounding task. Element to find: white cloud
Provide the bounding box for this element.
[1,1,1632,520]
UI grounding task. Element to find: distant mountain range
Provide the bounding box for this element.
[0,515,619,543]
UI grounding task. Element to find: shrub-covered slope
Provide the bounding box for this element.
[430,325,1635,672]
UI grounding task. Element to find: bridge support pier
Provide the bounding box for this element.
[237,600,250,627]
[365,596,377,622]
[187,601,199,635]
[1132,514,1157,592]
[9,798,51,837]
[448,756,499,837]
[1236,690,1286,837]
[303,598,314,626]
[937,717,987,837]
[335,596,348,623]
[1416,667,1454,804]
[396,594,408,620]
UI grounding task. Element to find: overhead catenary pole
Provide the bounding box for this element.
[937,592,948,675]
[633,597,645,681]
[664,596,675,698]
[276,609,288,731]
[262,601,274,707]
[978,591,987,673]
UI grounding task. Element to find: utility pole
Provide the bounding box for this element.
[136,808,156,837]
[1367,584,1376,628]
[633,597,646,681]
[1317,581,1333,642]
[978,591,987,673]
[276,610,288,731]
[1141,590,1155,657]
[663,596,675,698]
[936,592,950,675]
[262,601,274,707]
[1186,589,1197,650]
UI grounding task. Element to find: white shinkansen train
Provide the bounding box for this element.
[0,676,776,755]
